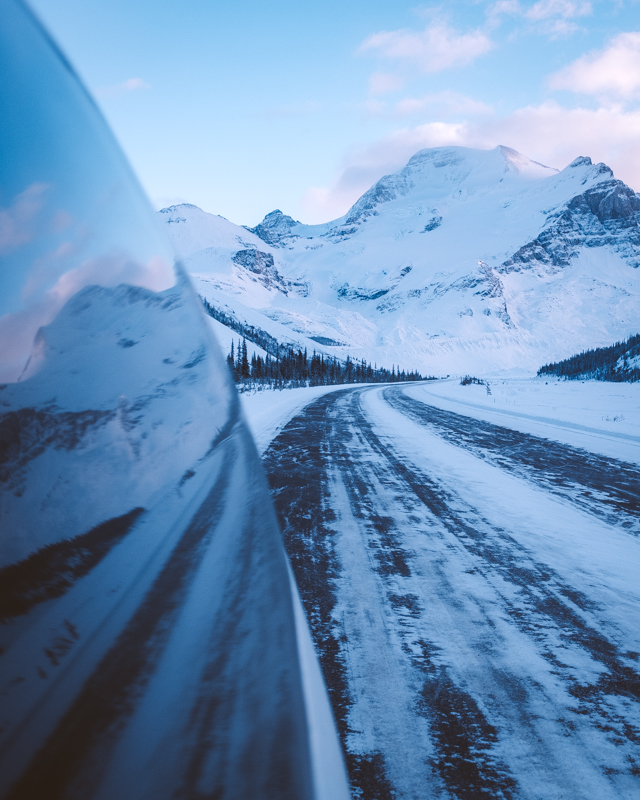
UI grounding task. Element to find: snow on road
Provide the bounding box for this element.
[259,382,640,800]
[407,377,640,465]
[240,384,350,455]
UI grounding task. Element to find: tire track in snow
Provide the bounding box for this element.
[264,385,640,800]
[354,388,640,796]
[266,389,513,798]
[335,396,520,800]
[264,390,401,799]
[356,391,640,768]
[385,386,640,532]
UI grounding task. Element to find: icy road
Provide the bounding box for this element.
[262,384,640,800]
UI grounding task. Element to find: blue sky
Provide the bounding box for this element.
[29,0,640,225]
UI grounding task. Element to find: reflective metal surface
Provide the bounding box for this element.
[0,0,177,384]
[0,0,234,572]
[0,2,348,797]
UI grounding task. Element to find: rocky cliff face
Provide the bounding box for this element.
[247,209,301,247]
[501,158,640,274]
[231,248,309,296]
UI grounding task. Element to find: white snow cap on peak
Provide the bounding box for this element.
[496,145,557,176]
[393,145,558,192]
[159,203,203,214]
[343,145,559,226]
[404,144,555,173]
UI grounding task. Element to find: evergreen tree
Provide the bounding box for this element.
[235,338,242,378]
[241,337,250,379]
[227,341,235,375]
[538,332,640,383]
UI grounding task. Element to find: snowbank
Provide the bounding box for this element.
[405,377,640,464]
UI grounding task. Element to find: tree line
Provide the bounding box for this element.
[226,336,427,389]
[201,296,282,357]
[538,332,640,382]
[201,294,430,388]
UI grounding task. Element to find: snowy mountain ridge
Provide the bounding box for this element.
[159,145,640,375]
[0,272,234,567]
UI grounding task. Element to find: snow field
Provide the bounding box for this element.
[162,146,640,378]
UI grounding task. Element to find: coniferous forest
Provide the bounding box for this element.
[538,333,640,382]
[225,336,427,389]
[201,294,429,389]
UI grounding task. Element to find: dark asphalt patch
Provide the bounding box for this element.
[263,390,367,794]
[417,638,516,800]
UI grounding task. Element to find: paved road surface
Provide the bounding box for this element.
[263,384,640,800]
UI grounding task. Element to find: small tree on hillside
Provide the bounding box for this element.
[241,337,250,380]
[227,341,235,376]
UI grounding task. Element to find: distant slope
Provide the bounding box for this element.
[538,333,640,382]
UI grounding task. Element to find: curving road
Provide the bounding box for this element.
[263,383,640,800]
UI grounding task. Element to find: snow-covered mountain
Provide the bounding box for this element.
[159,145,640,375]
[0,270,235,568]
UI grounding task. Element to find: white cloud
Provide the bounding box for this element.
[487,0,591,35]
[368,72,405,96]
[300,122,466,222]
[361,91,493,120]
[0,183,50,255]
[489,0,522,16]
[95,78,151,99]
[299,101,640,223]
[393,91,493,119]
[549,32,640,99]
[525,0,591,21]
[477,102,640,177]
[359,22,492,73]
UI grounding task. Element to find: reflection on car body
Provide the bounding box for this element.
[0,2,347,798]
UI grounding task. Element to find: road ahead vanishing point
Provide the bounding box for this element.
[263,384,640,800]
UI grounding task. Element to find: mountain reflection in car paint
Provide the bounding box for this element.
[0,3,348,798]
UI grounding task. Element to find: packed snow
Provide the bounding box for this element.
[240,376,640,464]
[405,377,640,465]
[260,381,640,799]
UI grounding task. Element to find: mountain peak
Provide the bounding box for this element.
[157,142,640,377]
[570,156,614,179]
[496,145,556,176]
[344,145,557,226]
[159,203,203,214]
[248,209,301,247]
[569,156,593,168]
